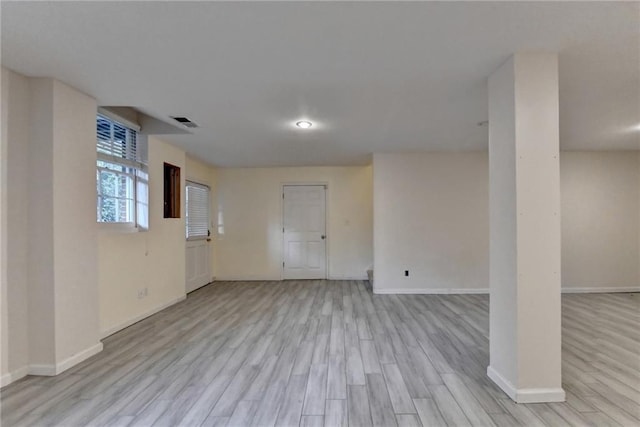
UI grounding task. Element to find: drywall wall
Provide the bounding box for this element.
[186,155,218,279]
[372,150,639,294]
[26,78,57,368]
[51,79,101,364]
[0,67,6,386]
[28,77,102,372]
[1,67,6,382]
[214,166,373,280]
[1,68,30,383]
[1,71,103,384]
[561,151,640,290]
[99,136,187,337]
[373,152,489,293]
[488,52,563,402]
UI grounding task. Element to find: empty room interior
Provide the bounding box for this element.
[1,1,639,426]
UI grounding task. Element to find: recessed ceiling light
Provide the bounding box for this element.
[296,120,313,129]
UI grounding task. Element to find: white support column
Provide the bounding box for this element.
[28,78,102,375]
[487,52,565,403]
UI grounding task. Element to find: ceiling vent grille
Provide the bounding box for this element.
[171,116,198,128]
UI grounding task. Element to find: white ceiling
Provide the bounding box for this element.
[2,1,638,167]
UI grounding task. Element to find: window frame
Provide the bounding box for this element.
[96,113,148,231]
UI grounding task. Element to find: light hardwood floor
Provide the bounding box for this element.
[1,281,638,426]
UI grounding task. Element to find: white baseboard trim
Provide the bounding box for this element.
[0,366,29,388]
[55,342,104,375]
[561,287,640,294]
[101,295,186,339]
[30,342,104,377]
[487,366,565,403]
[516,387,566,403]
[373,286,640,295]
[487,366,516,400]
[3,342,106,386]
[28,364,57,376]
[215,276,281,282]
[216,276,369,282]
[374,288,489,295]
[328,275,368,281]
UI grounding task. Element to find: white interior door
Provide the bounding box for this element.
[283,185,327,280]
[186,181,211,293]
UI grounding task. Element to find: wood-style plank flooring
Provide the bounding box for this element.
[1,281,639,426]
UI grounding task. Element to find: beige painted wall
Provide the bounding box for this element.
[561,151,640,289]
[372,150,639,294]
[26,78,57,367]
[373,152,489,293]
[99,137,187,336]
[2,70,102,383]
[51,79,101,363]
[1,68,30,380]
[215,166,373,280]
[488,53,563,399]
[1,67,6,381]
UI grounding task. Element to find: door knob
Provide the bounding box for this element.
[321,235,326,240]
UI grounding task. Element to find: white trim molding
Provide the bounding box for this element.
[561,287,640,294]
[3,342,106,386]
[373,287,640,295]
[487,366,566,403]
[30,342,104,377]
[215,276,371,282]
[516,387,566,404]
[28,364,58,377]
[374,288,489,295]
[55,343,104,375]
[0,366,29,387]
[101,295,186,339]
[215,275,281,282]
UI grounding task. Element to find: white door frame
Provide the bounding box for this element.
[281,182,330,280]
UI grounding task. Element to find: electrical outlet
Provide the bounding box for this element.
[137,287,148,299]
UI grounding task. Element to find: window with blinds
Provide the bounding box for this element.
[186,181,210,240]
[96,114,148,229]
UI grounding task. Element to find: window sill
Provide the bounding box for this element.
[98,222,147,234]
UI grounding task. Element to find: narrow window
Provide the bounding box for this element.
[96,114,148,229]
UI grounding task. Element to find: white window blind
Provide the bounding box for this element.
[97,114,147,170]
[186,181,210,240]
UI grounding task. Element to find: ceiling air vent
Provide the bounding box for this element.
[171,116,198,128]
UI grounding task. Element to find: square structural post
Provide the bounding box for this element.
[488,52,565,403]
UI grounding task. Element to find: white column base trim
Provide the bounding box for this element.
[0,366,29,387]
[30,342,104,377]
[561,287,640,294]
[371,287,640,295]
[2,342,106,386]
[28,364,58,376]
[101,295,186,339]
[216,276,370,282]
[328,275,368,280]
[374,288,489,295]
[487,366,565,403]
[55,342,104,375]
[215,275,281,281]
